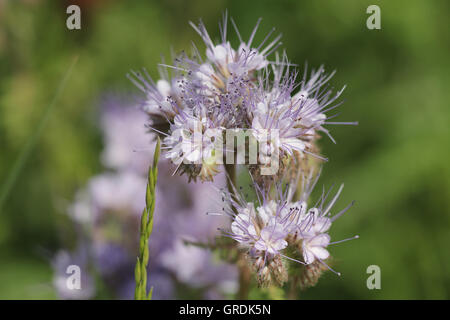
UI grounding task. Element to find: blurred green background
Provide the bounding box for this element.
[0,0,449,299]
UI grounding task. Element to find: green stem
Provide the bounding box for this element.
[287,274,300,300]
[134,138,160,300]
[225,164,251,300]
[237,253,252,300]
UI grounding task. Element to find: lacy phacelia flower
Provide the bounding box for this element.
[128,69,181,123]
[163,110,223,181]
[129,15,356,182]
[219,170,358,287]
[188,14,280,82]
[248,58,358,167]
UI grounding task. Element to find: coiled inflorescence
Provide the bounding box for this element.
[130,12,358,290]
[129,13,356,182]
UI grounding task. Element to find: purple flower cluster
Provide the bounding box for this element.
[219,170,358,286]
[129,13,356,182]
[127,14,359,290]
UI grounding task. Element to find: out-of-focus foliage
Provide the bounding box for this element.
[0,0,449,299]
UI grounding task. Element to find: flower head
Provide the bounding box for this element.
[129,15,357,182]
[218,169,357,286]
[163,109,223,181]
[188,13,280,81]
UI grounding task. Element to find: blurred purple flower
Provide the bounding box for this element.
[99,95,153,174]
[54,94,237,299]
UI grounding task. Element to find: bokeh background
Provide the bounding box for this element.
[0,0,449,299]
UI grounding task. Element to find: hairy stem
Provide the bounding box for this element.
[287,274,300,300]
[225,164,252,299]
[237,253,252,299]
